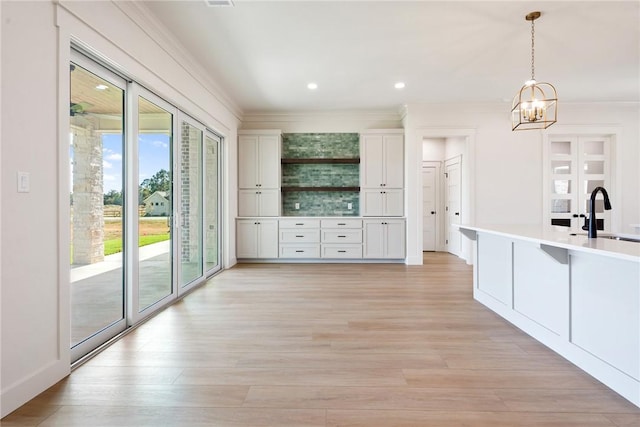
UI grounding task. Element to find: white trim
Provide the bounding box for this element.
[238,129,282,135]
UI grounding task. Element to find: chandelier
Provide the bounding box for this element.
[511,11,558,131]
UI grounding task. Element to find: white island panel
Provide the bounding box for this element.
[477,233,512,306]
[571,252,640,380]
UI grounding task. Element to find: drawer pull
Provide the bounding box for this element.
[338,235,346,238]
[337,223,346,226]
[295,235,304,238]
[295,250,304,253]
[338,250,346,253]
[295,223,304,226]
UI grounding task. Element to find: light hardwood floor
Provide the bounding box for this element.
[4,253,640,426]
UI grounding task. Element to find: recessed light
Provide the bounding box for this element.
[307,82,318,90]
[95,84,109,91]
[394,82,406,89]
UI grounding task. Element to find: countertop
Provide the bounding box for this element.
[457,224,640,262]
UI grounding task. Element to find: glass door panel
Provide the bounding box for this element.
[138,96,173,311]
[179,120,203,287]
[205,133,221,274]
[70,59,126,359]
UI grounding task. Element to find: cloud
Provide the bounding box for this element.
[106,153,122,161]
[104,174,116,181]
[103,160,113,169]
[151,140,169,148]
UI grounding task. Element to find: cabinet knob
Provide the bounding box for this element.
[431,211,436,215]
[454,212,459,216]
[573,214,579,218]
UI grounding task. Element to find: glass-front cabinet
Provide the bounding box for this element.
[545,135,611,233]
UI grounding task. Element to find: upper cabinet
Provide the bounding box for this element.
[544,135,612,232]
[238,130,281,216]
[360,130,404,216]
[238,130,281,190]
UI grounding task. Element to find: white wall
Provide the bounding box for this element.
[404,102,640,265]
[241,111,402,133]
[1,0,240,417]
[422,138,445,160]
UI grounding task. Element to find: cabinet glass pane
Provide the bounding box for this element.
[585,179,605,193]
[551,199,571,213]
[550,141,571,155]
[583,140,604,155]
[552,161,571,174]
[583,161,604,174]
[552,180,571,195]
[584,199,605,213]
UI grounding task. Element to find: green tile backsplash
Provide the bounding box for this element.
[282,133,359,158]
[282,164,359,187]
[282,191,360,217]
[282,133,361,216]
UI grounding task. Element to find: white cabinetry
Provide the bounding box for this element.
[278,219,320,258]
[363,219,405,259]
[320,219,363,259]
[236,219,278,259]
[360,131,404,217]
[544,135,612,232]
[238,130,281,216]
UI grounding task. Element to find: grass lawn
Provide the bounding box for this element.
[104,233,170,256]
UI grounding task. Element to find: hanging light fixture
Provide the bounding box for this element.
[511,11,558,131]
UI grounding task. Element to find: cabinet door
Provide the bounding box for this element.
[238,136,258,189]
[361,189,384,216]
[238,190,259,217]
[363,221,385,258]
[383,135,404,188]
[384,220,406,258]
[383,189,404,216]
[361,134,384,188]
[258,189,280,216]
[236,220,258,258]
[258,135,281,189]
[257,220,279,258]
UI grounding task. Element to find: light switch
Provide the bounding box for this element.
[295,202,300,210]
[347,202,353,210]
[17,171,30,193]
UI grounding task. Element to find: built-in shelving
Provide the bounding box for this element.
[281,158,360,164]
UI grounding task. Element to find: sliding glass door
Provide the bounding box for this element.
[135,91,177,316]
[69,50,224,361]
[70,54,127,360]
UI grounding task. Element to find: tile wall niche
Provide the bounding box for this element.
[281,133,360,216]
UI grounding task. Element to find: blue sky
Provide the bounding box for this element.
[101,133,171,193]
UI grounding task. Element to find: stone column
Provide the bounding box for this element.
[71,119,104,265]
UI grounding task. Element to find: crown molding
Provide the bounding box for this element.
[113,1,244,120]
[242,109,402,123]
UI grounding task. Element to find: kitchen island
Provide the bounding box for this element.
[458,224,640,407]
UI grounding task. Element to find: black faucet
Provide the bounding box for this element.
[582,187,612,238]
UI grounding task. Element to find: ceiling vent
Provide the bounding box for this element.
[205,0,234,6]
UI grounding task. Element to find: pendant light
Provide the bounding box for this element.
[511,11,558,131]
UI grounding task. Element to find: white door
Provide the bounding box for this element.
[383,135,404,188]
[385,220,406,259]
[257,220,279,258]
[257,135,281,189]
[361,189,384,216]
[236,220,258,258]
[361,135,385,188]
[363,220,385,258]
[422,167,437,251]
[382,189,404,217]
[445,157,462,256]
[238,136,258,189]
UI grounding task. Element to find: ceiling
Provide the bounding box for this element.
[141,1,640,114]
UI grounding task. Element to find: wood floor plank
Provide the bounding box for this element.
[3,252,640,426]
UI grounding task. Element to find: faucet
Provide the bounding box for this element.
[582,187,612,238]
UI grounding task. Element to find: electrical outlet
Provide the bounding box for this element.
[347,202,353,210]
[295,202,300,210]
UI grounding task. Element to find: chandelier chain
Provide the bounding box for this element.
[530,18,535,81]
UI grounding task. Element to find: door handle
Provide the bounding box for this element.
[454,212,459,216]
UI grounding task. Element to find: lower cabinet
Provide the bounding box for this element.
[363,219,405,259]
[236,219,278,258]
[361,189,403,217]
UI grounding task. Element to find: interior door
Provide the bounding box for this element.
[445,157,462,256]
[422,166,437,251]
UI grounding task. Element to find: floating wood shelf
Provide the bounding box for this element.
[281,186,360,192]
[281,158,360,164]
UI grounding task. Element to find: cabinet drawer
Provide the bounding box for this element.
[279,219,321,229]
[321,219,362,229]
[279,244,321,258]
[321,244,363,259]
[321,230,362,244]
[280,229,320,243]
